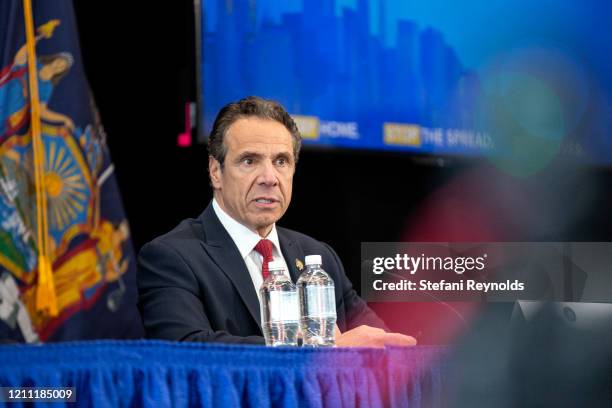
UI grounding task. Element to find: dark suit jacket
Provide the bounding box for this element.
[137,203,386,344]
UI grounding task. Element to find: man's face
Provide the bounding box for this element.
[209,117,295,237]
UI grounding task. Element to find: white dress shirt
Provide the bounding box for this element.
[212,198,290,305]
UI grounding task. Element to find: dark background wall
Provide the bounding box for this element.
[73,2,612,293]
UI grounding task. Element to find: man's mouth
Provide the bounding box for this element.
[253,197,278,205]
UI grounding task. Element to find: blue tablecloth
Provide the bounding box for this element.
[0,340,448,407]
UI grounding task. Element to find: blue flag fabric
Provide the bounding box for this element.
[0,0,143,342]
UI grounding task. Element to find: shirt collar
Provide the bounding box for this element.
[212,198,282,259]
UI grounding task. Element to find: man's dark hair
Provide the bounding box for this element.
[207,96,301,167]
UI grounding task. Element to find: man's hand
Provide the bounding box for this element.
[335,325,417,348]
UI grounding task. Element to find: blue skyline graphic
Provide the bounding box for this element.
[202,0,480,149]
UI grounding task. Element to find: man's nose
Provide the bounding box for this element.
[257,161,278,186]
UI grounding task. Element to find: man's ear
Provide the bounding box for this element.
[208,156,222,189]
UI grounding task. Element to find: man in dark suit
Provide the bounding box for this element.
[138,96,416,346]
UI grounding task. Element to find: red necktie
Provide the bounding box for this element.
[254,239,274,280]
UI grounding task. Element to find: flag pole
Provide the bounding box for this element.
[23,0,58,317]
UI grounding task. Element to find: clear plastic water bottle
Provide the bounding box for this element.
[260,260,299,346]
[297,255,337,347]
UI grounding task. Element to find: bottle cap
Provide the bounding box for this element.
[268,260,285,271]
[304,255,322,266]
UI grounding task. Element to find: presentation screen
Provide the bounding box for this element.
[198,1,612,165]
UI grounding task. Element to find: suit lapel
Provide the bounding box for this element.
[199,204,262,328]
[278,228,305,283]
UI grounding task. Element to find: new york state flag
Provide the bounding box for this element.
[0,0,143,342]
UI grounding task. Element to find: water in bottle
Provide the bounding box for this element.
[297,255,337,347]
[260,260,299,346]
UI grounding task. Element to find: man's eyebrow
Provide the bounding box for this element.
[235,151,264,161]
[273,151,293,161]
